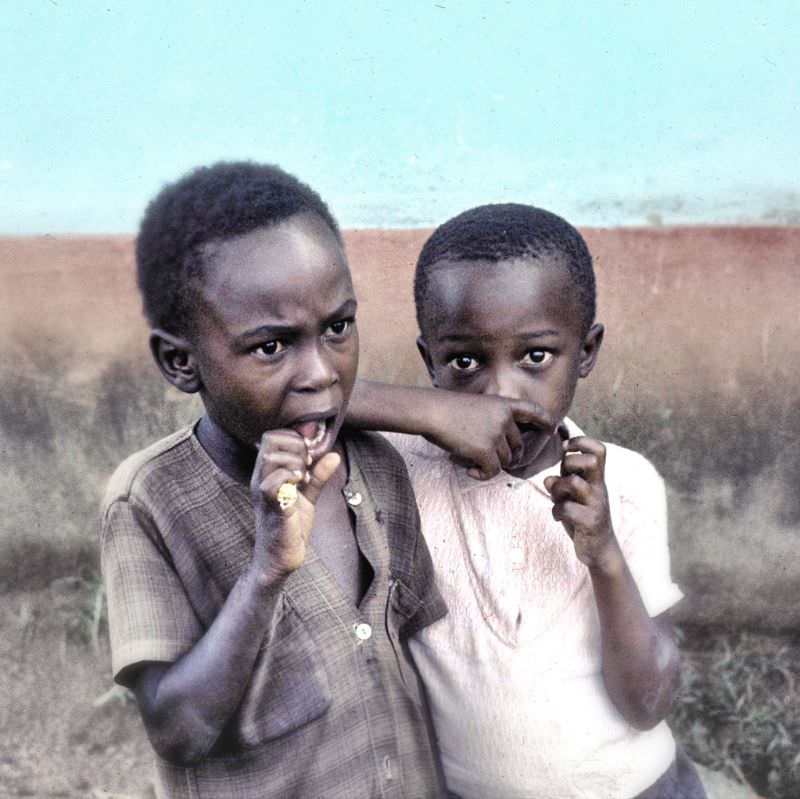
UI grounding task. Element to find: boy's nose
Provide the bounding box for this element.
[295,342,337,392]
[486,366,524,401]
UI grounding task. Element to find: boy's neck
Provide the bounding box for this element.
[195,413,350,485]
[196,414,257,484]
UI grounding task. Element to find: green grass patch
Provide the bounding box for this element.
[672,625,800,799]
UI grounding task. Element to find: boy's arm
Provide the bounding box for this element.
[348,379,555,479]
[544,437,679,730]
[128,433,340,766]
[587,556,679,730]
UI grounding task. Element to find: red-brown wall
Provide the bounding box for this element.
[2,228,798,629]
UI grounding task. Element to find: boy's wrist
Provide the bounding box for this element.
[586,536,626,580]
[243,560,290,595]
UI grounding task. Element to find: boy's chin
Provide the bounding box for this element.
[507,432,559,479]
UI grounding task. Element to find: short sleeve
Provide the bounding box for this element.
[612,451,684,618]
[403,507,448,639]
[392,455,448,638]
[366,432,448,638]
[101,498,202,683]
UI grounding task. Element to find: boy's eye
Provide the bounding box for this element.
[521,349,553,367]
[448,354,481,372]
[326,318,354,337]
[255,340,285,357]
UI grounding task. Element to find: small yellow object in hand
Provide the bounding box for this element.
[277,482,299,510]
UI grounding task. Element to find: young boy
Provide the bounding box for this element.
[350,204,706,798]
[100,162,447,799]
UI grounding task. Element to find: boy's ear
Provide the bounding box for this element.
[149,329,202,394]
[578,323,604,379]
[416,335,437,386]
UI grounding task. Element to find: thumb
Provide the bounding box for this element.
[302,451,341,505]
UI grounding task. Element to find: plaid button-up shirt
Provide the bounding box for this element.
[101,426,447,799]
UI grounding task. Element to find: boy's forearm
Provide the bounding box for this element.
[134,567,286,765]
[347,379,438,435]
[348,379,555,480]
[588,544,679,731]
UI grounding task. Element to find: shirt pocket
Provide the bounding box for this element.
[385,578,425,695]
[222,601,332,750]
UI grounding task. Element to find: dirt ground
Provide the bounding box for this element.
[0,585,154,799]
[0,583,763,799]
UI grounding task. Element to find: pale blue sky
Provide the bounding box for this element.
[2,1,798,232]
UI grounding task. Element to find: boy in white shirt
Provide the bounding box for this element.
[350,204,706,798]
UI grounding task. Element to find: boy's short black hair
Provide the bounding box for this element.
[136,161,341,334]
[414,203,596,335]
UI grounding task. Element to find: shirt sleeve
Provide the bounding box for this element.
[395,458,448,638]
[101,498,203,683]
[402,503,449,639]
[612,451,684,618]
[373,432,448,637]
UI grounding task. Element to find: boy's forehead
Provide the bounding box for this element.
[204,213,346,279]
[195,215,353,324]
[424,254,578,322]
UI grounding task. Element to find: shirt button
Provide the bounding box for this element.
[344,490,363,507]
[354,622,372,641]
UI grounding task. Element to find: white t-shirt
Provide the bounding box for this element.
[385,419,684,799]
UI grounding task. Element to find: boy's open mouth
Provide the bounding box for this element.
[294,418,327,447]
[290,413,338,455]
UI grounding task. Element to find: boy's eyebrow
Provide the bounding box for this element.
[233,299,358,345]
[323,297,358,323]
[438,330,561,343]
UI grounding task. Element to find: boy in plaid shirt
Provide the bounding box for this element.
[101,162,446,798]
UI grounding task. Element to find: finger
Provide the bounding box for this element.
[450,450,502,480]
[449,453,494,479]
[504,421,523,463]
[509,400,557,435]
[301,451,342,505]
[449,453,474,469]
[495,437,514,471]
[250,434,267,495]
[546,474,591,504]
[553,501,594,532]
[260,429,309,457]
[251,432,302,495]
[551,499,583,535]
[260,449,308,478]
[564,436,606,464]
[468,449,503,480]
[560,452,601,480]
[467,465,493,480]
[259,467,308,514]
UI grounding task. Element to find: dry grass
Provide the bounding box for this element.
[0,343,198,589]
[2,341,798,797]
